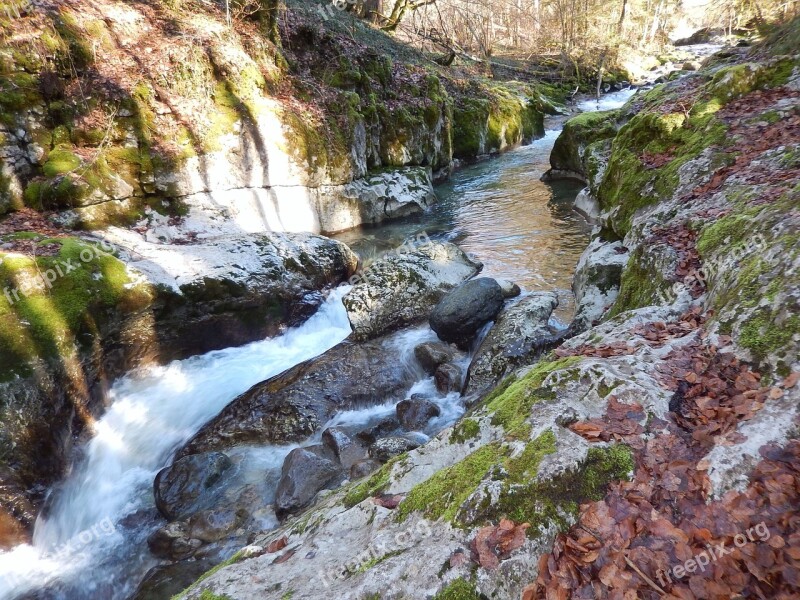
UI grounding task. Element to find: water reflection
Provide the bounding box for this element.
[333,132,590,322]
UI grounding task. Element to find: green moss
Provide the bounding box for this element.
[506,429,557,482]
[463,444,634,535]
[610,246,671,315]
[433,578,482,600]
[343,455,404,508]
[452,97,489,157]
[550,109,619,176]
[396,443,509,523]
[42,147,81,177]
[0,236,152,381]
[352,549,406,575]
[483,357,582,437]
[739,311,800,363]
[450,418,480,444]
[198,592,233,600]
[598,108,728,236]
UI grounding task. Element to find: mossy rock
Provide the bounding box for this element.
[0,235,153,381]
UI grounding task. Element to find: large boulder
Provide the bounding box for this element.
[343,241,482,341]
[178,337,417,457]
[463,292,559,397]
[429,278,505,349]
[153,452,234,521]
[274,446,344,517]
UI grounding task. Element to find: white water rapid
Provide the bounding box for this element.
[0,288,353,600]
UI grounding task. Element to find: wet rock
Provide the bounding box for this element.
[147,521,202,560]
[188,507,246,543]
[434,363,463,394]
[496,279,521,298]
[350,459,382,479]
[355,417,402,445]
[275,446,344,517]
[343,241,482,341]
[396,396,441,430]
[682,60,702,71]
[464,292,559,396]
[131,559,216,600]
[429,277,505,349]
[154,452,233,521]
[178,338,415,457]
[322,427,368,469]
[369,436,421,462]
[414,341,456,375]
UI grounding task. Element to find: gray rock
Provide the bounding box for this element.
[178,338,416,457]
[188,508,246,542]
[154,452,233,521]
[496,279,522,298]
[413,341,455,375]
[343,241,482,341]
[571,238,629,334]
[146,521,201,560]
[463,292,559,396]
[429,277,504,349]
[350,459,382,480]
[369,436,421,462]
[274,446,344,517]
[396,396,441,430]
[322,427,368,469]
[434,363,463,394]
[355,417,401,445]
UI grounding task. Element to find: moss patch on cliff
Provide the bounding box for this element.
[433,578,482,600]
[550,109,619,177]
[482,357,582,437]
[462,443,634,535]
[396,442,510,522]
[598,107,728,236]
[0,235,152,381]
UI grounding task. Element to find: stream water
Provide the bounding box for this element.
[0,87,639,600]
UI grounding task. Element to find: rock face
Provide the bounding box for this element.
[154,453,234,521]
[463,292,559,397]
[275,446,344,517]
[178,337,418,457]
[344,242,482,341]
[571,238,630,333]
[429,277,505,349]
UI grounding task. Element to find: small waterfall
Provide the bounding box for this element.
[0,288,353,600]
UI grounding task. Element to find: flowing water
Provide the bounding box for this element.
[0,87,639,600]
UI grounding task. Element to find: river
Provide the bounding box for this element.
[0,87,637,600]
